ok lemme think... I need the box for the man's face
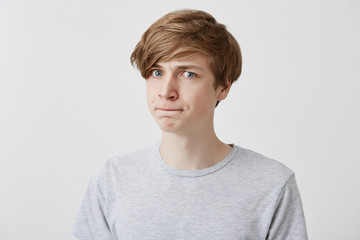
[146,53,229,134]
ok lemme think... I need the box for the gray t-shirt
[73,143,307,239]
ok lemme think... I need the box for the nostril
[158,83,178,99]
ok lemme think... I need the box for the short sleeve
[266,174,308,240]
[72,165,113,240]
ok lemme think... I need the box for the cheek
[146,83,156,105]
[192,86,217,115]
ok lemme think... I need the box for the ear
[217,79,232,101]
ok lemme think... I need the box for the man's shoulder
[105,143,157,169]
[232,145,294,183]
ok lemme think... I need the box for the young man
[73,9,308,239]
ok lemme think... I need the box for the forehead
[154,53,211,69]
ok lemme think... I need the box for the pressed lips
[155,107,184,116]
[156,108,182,111]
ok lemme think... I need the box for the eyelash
[151,69,162,77]
[150,70,196,79]
[183,72,195,78]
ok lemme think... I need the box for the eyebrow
[152,63,204,71]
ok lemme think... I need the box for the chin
[157,120,181,133]
[158,124,179,132]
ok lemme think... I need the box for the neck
[159,125,232,170]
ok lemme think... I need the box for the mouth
[156,108,183,111]
[155,108,184,116]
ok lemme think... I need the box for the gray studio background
[1,0,359,239]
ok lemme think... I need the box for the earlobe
[218,89,228,101]
[217,79,231,101]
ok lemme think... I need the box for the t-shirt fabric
[73,143,308,239]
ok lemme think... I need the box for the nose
[158,75,178,100]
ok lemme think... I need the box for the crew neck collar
[154,142,238,178]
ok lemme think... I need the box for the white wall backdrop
[1,0,359,239]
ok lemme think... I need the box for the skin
[146,53,232,170]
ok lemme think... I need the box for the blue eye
[152,70,162,77]
[184,72,195,78]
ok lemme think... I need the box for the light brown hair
[130,9,242,89]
